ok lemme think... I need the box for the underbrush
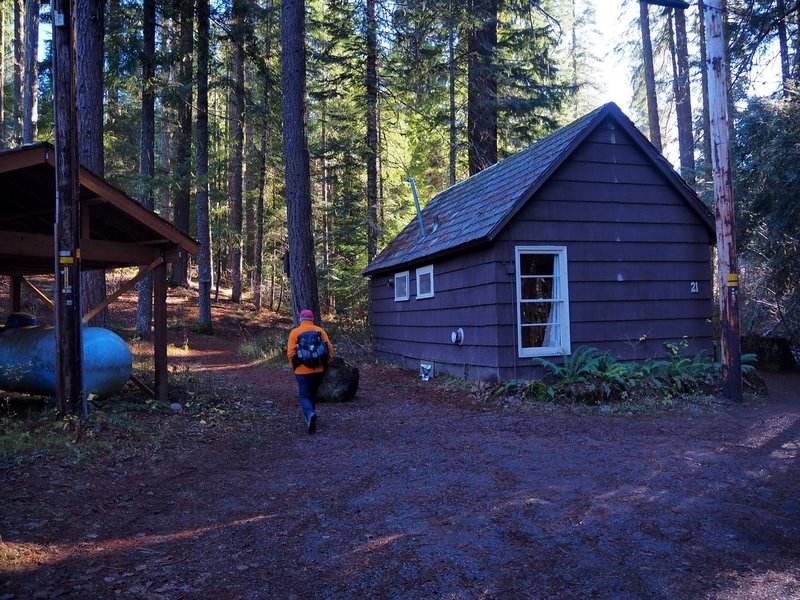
[0,397,164,470]
[470,342,762,413]
[239,329,288,365]
[238,315,371,366]
[0,365,266,471]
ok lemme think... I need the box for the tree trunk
[160,26,172,220]
[776,0,791,96]
[196,0,212,333]
[639,1,662,152]
[366,0,379,263]
[281,0,320,320]
[673,8,695,185]
[793,2,800,82]
[136,0,156,336]
[52,0,84,416]
[467,0,498,175]
[254,1,274,314]
[228,0,245,303]
[320,91,330,312]
[76,0,107,327]
[269,237,277,310]
[698,0,712,171]
[721,0,734,137]
[13,0,23,144]
[170,0,193,287]
[377,100,384,236]
[705,0,741,401]
[448,8,457,186]
[1,6,5,141]
[76,0,103,173]
[569,1,579,119]
[244,78,256,290]
[22,0,38,143]
[254,121,266,312]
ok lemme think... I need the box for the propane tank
[0,314,132,399]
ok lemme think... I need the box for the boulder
[318,356,359,402]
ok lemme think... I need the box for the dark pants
[295,372,323,423]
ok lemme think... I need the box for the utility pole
[704,0,742,401]
[639,0,741,401]
[52,0,85,416]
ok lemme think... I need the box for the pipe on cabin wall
[406,177,427,238]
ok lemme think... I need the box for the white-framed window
[394,271,410,301]
[416,265,434,299]
[515,246,571,357]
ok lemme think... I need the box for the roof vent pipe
[406,177,426,238]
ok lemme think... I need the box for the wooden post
[20,277,55,310]
[704,0,742,401]
[10,275,21,313]
[153,258,168,402]
[52,0,84,416]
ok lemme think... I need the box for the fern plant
[540,346,601,385]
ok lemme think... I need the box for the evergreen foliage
[1,0,795,343]
[734,94,800,344]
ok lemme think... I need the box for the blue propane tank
[0,314,132,399]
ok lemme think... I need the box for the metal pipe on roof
[406,177,426,238]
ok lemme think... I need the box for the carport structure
[0,142,199,402]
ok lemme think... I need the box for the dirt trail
[2,305,799,599]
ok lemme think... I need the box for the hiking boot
[307,413,317,434]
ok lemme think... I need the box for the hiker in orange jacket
[287,309,334,433]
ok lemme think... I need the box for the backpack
[294,330,329,369]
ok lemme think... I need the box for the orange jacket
[287,320,334,375]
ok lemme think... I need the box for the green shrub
[503,341,735,407]
[542,347,639,404]
[656,339,718,396]
[540,346,600,384]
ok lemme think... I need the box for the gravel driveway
[2,360,799,599]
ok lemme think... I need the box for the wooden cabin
[362,103,716,381]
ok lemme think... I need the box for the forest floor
[1,287,800,599]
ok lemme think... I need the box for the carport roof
[0,142,198,276]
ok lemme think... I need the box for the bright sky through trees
[592,0,782,166]
[593,2,638,110]
[593,0,783,110]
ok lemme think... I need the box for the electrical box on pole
[704,0,743,401]
[52,0,85,416]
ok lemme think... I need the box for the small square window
[394,271,409,301]
[416,265,434,299]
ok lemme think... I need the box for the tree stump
[318,356,359,402]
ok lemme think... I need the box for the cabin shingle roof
[362,104,607,275]
[363,102,713,276]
